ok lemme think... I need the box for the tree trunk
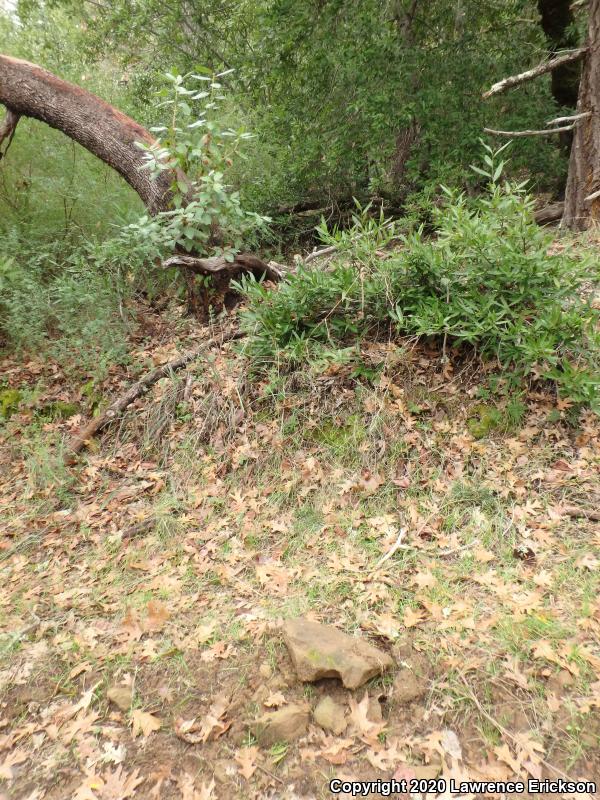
[563,0,600,230]
[0,54,177,213]
[537,0,581,108]
[537,0,581,155]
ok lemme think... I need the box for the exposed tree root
[161,253,285,283]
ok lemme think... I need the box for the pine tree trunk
[562,0,600,230]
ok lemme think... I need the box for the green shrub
[126,71,269,260]
[0,388,22,420]
[0,235,159,381]
[239,150,599,410]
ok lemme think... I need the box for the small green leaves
[239,156,598,408]
[129,71,269,260]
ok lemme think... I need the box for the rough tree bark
[562,0,600,230]
[0,54,178,213]
[537,0,581,155]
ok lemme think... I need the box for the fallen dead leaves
[1,315,600,799]
[174,697,231,744]
[234,745,259,779]
[131,710,161,739]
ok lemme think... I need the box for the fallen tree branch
[0,108,20,160]
[65,329,245,460]
[161,252,285,282]
[482,47,587,99]
[484,124,574,137]
[304,245,338,264]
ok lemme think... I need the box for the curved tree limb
[0,54,179,213]
[482,47,587,99]
[0,55,281,310]
[484,124,575,136]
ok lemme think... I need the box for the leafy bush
[126,71,268,260]
[240,150,599,409]
[0,235,158,380]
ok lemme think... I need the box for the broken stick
[65,329,245,460]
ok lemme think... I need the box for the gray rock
[251,703,309,746]
[313,696,347,735]
[283,618,393,689]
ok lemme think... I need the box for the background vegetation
[0,0,597,405]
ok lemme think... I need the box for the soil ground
[1,304,599,799]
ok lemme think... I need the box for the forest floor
[1,298,599,800]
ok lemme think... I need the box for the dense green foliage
[0,237,155,380]
[7,0,579,215]
[1,1,598,410]
[127,71,268,259]
[0,8,147,376]
[240,153,599,408]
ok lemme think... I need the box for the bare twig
[304,245,338,264]
[482,48,587,99]
[437,538,480,557]
[546,111,591,126]
[562,504,600,522]
[183,372,194,403]
[374,528,407,569]
[256,763,284,785]
[484,125,574,137]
